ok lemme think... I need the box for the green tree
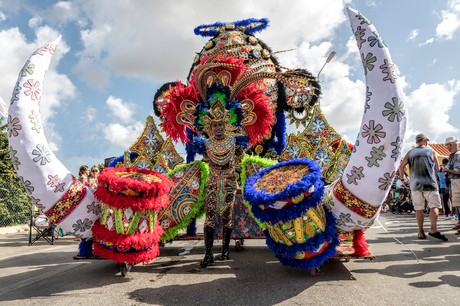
[0,181,30,226]
[0,116,30,227]
[0,117,18,182]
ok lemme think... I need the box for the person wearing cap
[442,136,460,233]
[399,133,447,241]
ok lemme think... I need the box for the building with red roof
[428,143,460,164]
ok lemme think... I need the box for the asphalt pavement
[1,211,459,306]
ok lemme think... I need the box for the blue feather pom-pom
[186,219,197,236]
[77,238,94,257]
[243,158,324,224]
[267,112,286,155]
[194,18,269,37]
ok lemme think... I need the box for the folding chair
[28,205,55,246]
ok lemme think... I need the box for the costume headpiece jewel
[201,100,232,126]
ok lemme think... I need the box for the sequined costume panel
[204,136,243,229]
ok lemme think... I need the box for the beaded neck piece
[205,136,236,165]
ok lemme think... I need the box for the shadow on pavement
[350,245,460,288]
[409,275,460,288]
[127,246,355,305]
[0,253,128,302]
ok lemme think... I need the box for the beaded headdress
[156,18,321,150]
[200,101,232,134]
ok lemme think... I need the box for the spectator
[442,137,460,233]
[78,165,90,187]
[399,133,447,241]
[438,158,453,219]
[88,165,100,189]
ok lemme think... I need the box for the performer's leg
[220,195,234,260]
[201,194,216,268]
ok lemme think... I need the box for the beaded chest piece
[205,136,236,166]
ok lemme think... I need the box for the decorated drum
[244,158,339,270]
[91,167,172,264]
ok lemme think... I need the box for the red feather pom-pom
[331,140,354,152]
[95,167,172,212]
[352,229,369,256]
[91,219,164,249]
[93,241,160,265]
[92,219,164,264]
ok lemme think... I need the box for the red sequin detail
[45,177,86,224]
[333,179,379,218]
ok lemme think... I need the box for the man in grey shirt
[399,133,447,241]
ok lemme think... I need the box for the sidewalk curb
[0,224,29,235]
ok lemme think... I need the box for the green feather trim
[197,109,206,126]
[228,109,237,125]
[210,92,227,106]
[161,160,209,242]
[240,155,277,229]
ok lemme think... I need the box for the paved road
[1,212,459,306]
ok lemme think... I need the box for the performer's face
[211,121,225,140]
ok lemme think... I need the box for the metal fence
[0,180,31,227]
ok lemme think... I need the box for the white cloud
[105,95,136,124]
[421,0,460,44]
[366,0,379,7]
[73,58,111,88]
[0,11,6,22]
[419,38,434,46]
[43,1,86,26]
[435,0,460,40]
[0,96,7,117]
[28,16,43,28]
[34,0,351,88]
[48,141,60,152]
[402,80,460,152]
[407,29,419,41]
[103,121,144,148]
[82,105,97,122]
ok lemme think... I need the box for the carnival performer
[201,115,244,268]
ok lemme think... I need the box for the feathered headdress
[160,54,276,146]
[158,18,321,149]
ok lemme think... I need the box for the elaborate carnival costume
[9,9,408,272]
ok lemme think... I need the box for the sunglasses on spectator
[92,170,99,172]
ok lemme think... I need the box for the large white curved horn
[7,37,100,238]
[324,8,408,232]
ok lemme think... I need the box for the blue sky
[1,0,460,175]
